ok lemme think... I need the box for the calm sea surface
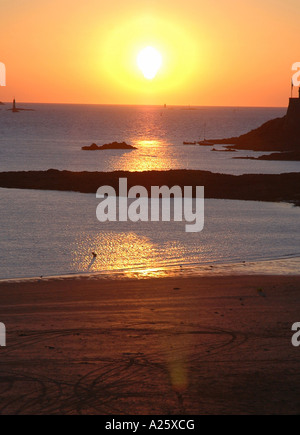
[0,103,298,174]
[0,104,299,280]
[0,189,299,280]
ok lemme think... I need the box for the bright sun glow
[137,46,162,80]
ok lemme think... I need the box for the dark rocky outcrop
[212,148,237,152]
[82,142,137,151]
[235,151,300,161]
[0,169,299,206]
[212,98,300,152]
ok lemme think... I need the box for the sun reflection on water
[120,139,176,171]
[72,232,170,275]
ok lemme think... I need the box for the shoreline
[0,274,299,414]
[1,255,299,284]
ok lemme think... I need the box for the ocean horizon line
[0,101,287,110]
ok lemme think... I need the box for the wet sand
[0,275,299,415]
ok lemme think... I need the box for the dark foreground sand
[0,275,299,415]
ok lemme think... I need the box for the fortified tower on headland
[212,87,300,151]
[286,88,300,124]
[281,89,300,147]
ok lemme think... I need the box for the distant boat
[198,122,214,146]
[183,141,197,145]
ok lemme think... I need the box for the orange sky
[0,0,299,107]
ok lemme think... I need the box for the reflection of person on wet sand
[88,252,97,270]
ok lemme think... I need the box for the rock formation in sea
[213,97,300,152]
[82,142,137,151]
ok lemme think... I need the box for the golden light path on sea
[72,233,177,276]
[123,140,174,172]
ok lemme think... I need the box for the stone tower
[286,94,300,126]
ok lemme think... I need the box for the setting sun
[137,46,162,80]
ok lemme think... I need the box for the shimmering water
[0,104,299,280]
[0,103,298,174]
[0,188,299,280]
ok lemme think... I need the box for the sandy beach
[0,274,299,415]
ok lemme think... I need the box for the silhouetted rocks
[0,169,299,206]
[82,143,99,150]
[82,142,137,151]
[212,148,237,152]
[212,98,300,152]
[235,151,300,161]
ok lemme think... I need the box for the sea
[0,103,299,280]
